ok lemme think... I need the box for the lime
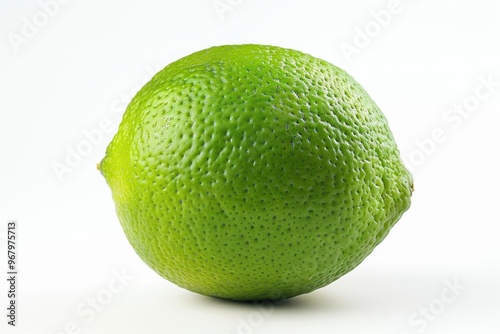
[100,44,412,301]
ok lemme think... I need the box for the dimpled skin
[100,44,413,301]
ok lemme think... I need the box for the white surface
[1,0,499,333]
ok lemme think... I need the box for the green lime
[100,44,412,301]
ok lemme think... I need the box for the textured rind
[100,44,412,301]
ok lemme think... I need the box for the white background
[1,0,499,333]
